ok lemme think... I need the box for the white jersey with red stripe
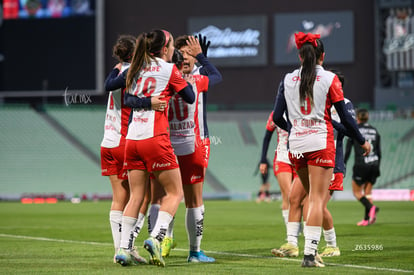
[101,63,130,148]
[192,65,208,139]
[266,112,290,164]
[169,74,209,155]
[283,65,344,154]
[126,58,188,141]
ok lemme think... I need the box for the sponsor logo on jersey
[133,117,149,123]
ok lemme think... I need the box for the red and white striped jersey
[283,65,344,154]
[126,58,188,141]
[101,63,130,148]
[169,75,209,155]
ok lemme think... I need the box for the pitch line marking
[0,234,412,273]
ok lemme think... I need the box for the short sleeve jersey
[283,65,344,154]
[126,58,188,141]
[266,112,290,164]
[101,63,131,148]
[169,74,209,155]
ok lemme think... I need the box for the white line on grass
[1,233,412,273]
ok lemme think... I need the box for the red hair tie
[294,32,321,49]
[162,30,171,48]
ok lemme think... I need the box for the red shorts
[201,138,210,168]
[273,159,298,178]
[100,145,128,180]
[329,172,344,191]
[177,145,204,185]
[124,135,179,172]
[289,147,335,171]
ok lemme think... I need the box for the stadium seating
[0,104,110,199]
[1,104,413,200]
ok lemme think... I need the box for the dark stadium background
[0,0,378,108]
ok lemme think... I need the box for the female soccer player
[345,109,381,226]
[115,29,195,267]
[100,34,146,264]
[272,32,370,267]
[168,35,222,263]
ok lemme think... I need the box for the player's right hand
[361,140,371,156]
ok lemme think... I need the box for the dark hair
[329,68,345,87]
[357,108,369,123]
[126,30,172,91]
[298,39,325,106]
[112,35,136,63]
[172,48,184,69]
[174,35,189,50]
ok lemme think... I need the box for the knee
[289,196,302,208]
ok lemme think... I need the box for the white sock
[119,216,137,250]
[132,213,146,246]
[109,210,122,253]
[323,228,337,247]
[166,216,175,238]
[286,222,300,247]
[148,204,160,234]
[150,211,173,242]
[186,205,204,252]
[304,225,321,256]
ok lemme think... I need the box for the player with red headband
[272,32,370,267]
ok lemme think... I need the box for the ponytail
[299,43,317,106]
[126,30,171,91]
[294,32,324,106]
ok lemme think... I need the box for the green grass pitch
[0,200,413,274]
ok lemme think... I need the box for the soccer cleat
[161,237,177,257]
[271,243,299,257]
[115,248,133,266]
[368,206,379,225]
[320,246,340,257]
[301,254,325,267]
[357,219,369,226]
[187,250,215,263]
[130,246,148,264]
[143,237,165,267]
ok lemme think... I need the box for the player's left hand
[198,33,211,57]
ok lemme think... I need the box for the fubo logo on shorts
[316,158,332,164]
[152,162,171,169]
